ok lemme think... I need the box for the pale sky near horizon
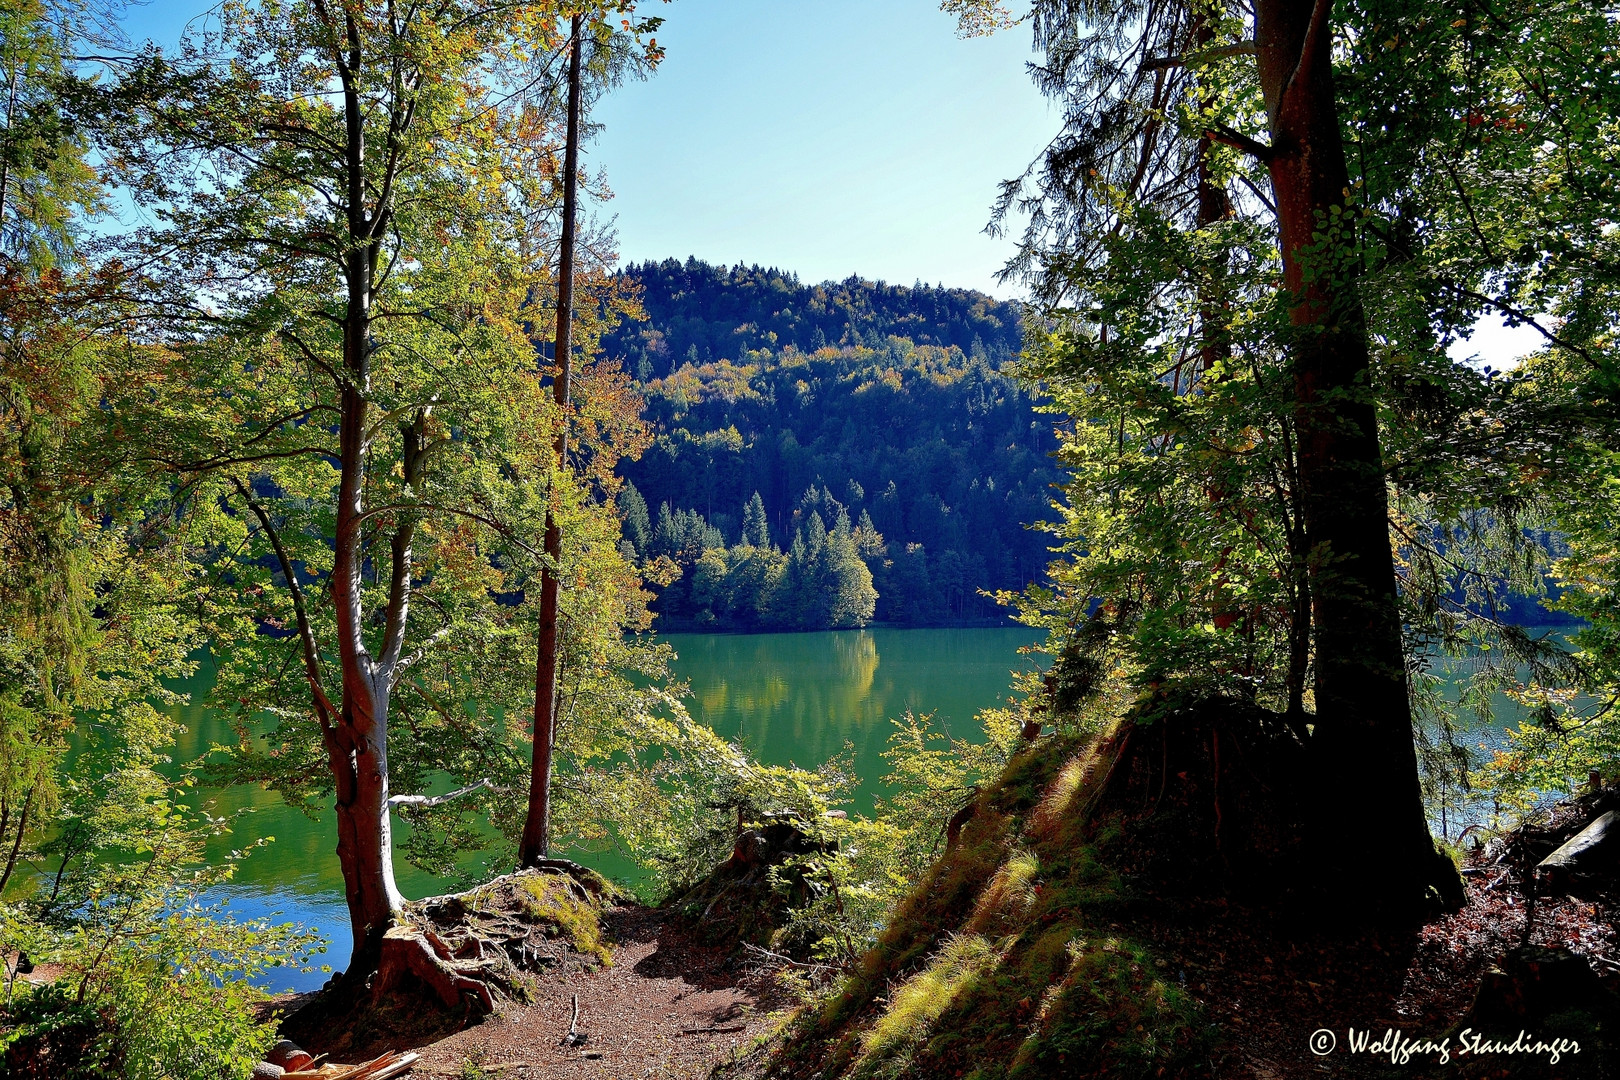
[116,0,1538,366]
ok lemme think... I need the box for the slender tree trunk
[520,14,584,868]
[0,787,32,896]
[1252,0,1446,914]
[322,15,405,976]
[0,55,20,241]
[1193,12,1242,638]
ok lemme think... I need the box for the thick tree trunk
[1252,0,1446,915]
[520,15,584,869]
[328,680,405,974]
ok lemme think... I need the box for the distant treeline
[603,261,1061,630]
[602,257,1024,380]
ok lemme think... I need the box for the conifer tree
[619,481,652,556]
[742,490,771,547]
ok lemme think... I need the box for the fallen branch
[741,943,837,974]
[560,992,586,1046]
[284,1051,419,1080]
[677,1024,746,1036]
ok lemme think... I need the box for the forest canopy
[604,260,1059,629]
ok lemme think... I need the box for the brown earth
[272,906,785,1080]
[1147,875,1617,1078]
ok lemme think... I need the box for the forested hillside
[601,262,1059,629]
[602,257,1024,377]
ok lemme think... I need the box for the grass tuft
[855,934,1002,1077]
[964,849,1041,936]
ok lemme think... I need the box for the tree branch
[1444,283,1596,368]
[140,446,333,474]
[389,777,492,810]
[352,502,543,559]
[1205,124,1274,162]
[1283,0,1333,103]
[232,478,338,733]
[391,620,454,686]
[1141,40,1257,72]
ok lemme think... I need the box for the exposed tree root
[374,925,496,1017]
[285,865,618,1056]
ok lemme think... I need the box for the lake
[175,626,1043,990]
[144,625,1561,991]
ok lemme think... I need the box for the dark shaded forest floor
[713,869,1615,1080]
[274,906,780,1080]
[1153,876,1615,1078]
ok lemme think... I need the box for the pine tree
[619,481,651,556]
[804,511,827,563]
[652,501,679,560]
[780,530,814,628]
[742,491,770,547]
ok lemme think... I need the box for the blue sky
[589,0,1052,297]
[119,0,1053,298]
[116,0,1536,362]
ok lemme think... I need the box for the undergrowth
[748,726,1219,1080]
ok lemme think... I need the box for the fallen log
[1537,810,1619,883]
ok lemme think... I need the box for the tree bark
[520,14,584,869]
[318,9,408,975]
[1252,0,1444,914]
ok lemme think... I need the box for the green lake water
[171,627,1042,990]
[93,624,1567,992]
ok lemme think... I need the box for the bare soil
[276,906,783,1080]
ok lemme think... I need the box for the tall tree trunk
[1252,0,1448,914]
[520,14,584,869]
[322,13,406,976]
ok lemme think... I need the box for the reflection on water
[151,624,1565,992]
[160,627,1040,989]
[666,628,1040,813]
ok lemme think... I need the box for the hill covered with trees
[604,260,1058,630]
[602,257,1024,378]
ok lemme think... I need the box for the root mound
[1083,697,1310,899]
[284,863,621,1057]
[667,815,832,954]
[725,698,1319,1080]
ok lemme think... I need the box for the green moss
[517,874,612,966]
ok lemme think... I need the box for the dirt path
[398,907,777,1080]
